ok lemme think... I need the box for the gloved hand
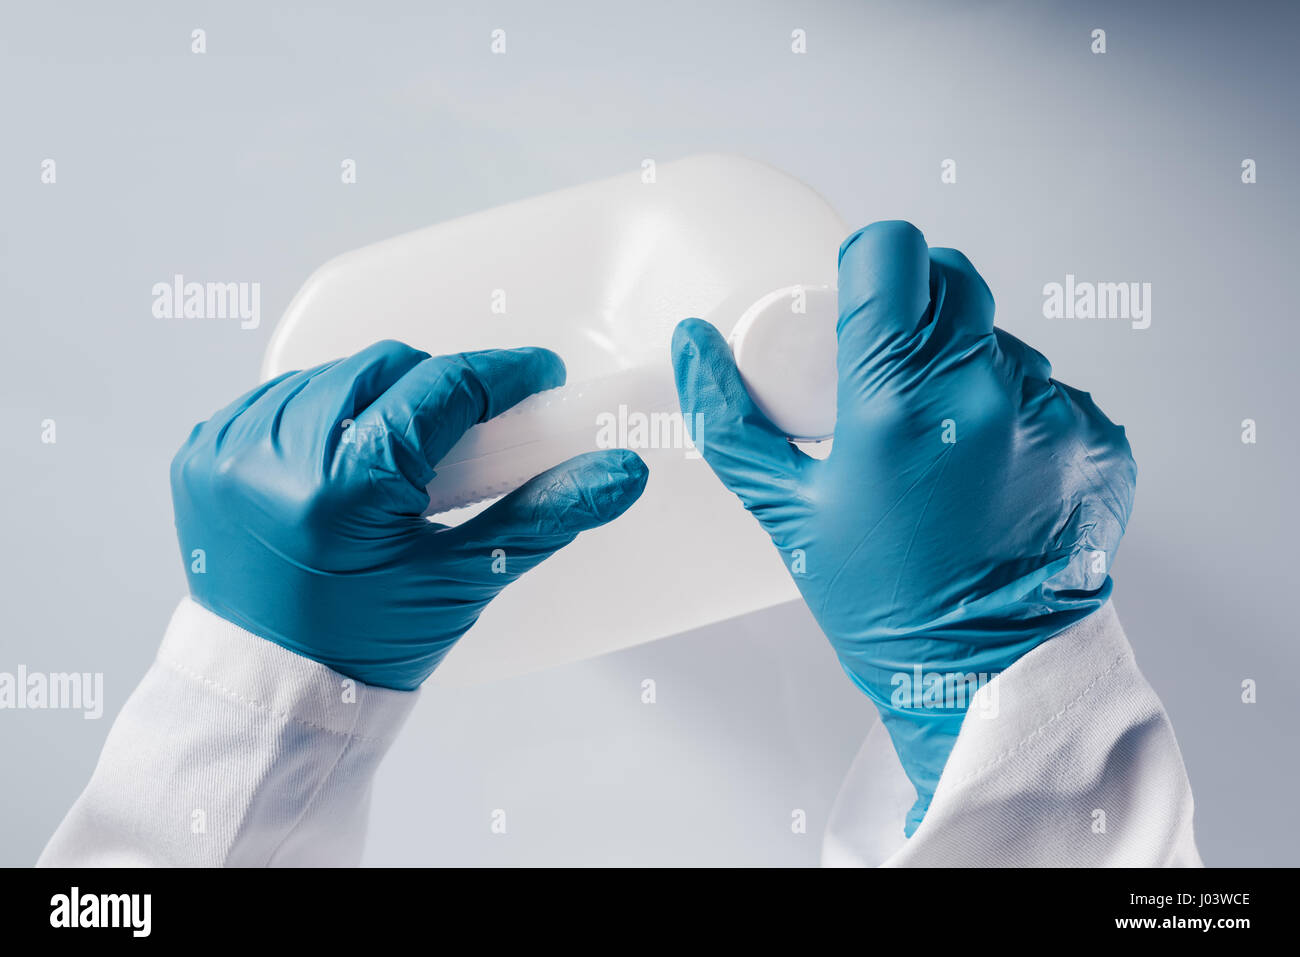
[672,221,1136,835]
[171,339,648,691]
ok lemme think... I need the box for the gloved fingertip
[671,317,718,359]
[522,345,568,386]
[609,445,649,477]
[502,449,649,538]
[838,219,927,267]
[585,448,649,523]
[483,345,568,394]
[671,318,732,402]
[837,226,869,265]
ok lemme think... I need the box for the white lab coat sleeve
[821,601,1202,867]
[37,598,418,867]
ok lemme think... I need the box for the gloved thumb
[438,448,648,583]
[671,318,811,539]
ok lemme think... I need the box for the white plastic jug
[263,154,848,685]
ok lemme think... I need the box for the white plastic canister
[263,154,847,684]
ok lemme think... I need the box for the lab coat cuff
[156,597,420,745]
[949,599,1135,749]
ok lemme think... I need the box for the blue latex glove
[171,339,648,691]
[672,222,1136,835]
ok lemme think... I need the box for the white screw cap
[729,284,838,441]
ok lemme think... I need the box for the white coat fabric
[822,601,1202,866]
[38,598,1201,867]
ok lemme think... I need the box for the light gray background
[2,0,1295,866]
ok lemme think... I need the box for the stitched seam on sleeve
[945,650,1132,790]
[156,655,388,744]
[263,718,361,866]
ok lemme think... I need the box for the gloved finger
[836,221,934,411]
[356,347,567,486]
[672,318,812,536]
[297,339,430,423]
[436,448,649,582]
[928,248,995,341]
